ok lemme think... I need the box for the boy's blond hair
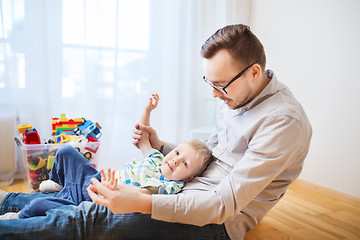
[184,139,214,175]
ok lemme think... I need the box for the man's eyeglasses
[203,61,259,95]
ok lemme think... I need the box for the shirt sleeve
[144,180,184,195]
[152,115,308,226]
[162,142,177,155]
[159,181,185,194]
[145,148,162,158]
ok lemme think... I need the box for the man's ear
[251,63,261,81]
[182,176,194,183]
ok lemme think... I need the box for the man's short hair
[201,24,266,70]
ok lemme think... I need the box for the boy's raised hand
[145,93,159,112]
[100,168,118,191]
[133,93,163,152]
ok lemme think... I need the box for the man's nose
[212,88,223,98]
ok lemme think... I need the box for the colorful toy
[23,128,41,144]
[69,135,100,168]
[74,120,102,139]
[44,138,55,144]
[18,123,33,134]
[51,114,85,136]
[54,133,77,143]
[18,124,41,144]
[25,148,58,190]
[28,156,47,171]
[17,115,102,191]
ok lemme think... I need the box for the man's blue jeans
[0,146,229,239]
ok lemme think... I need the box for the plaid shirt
[116,149,184,194]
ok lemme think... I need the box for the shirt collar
[234,69,284,114]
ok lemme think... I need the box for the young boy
[0,94,213,219]
[104,94,213,195]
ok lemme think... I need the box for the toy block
[18,123,33,134]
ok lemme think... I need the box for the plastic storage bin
[18,141,101,191]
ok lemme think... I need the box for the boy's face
[160,142,203,182]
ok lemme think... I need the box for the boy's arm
[140,93,159,126]
[138,94,159,155]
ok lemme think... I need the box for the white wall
[250,0,360,197]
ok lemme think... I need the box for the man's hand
[87,178,152,214]
[132,124,163,150]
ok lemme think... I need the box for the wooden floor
[1,179,359,239]
[0,178,31,194]
[245,180,360,240]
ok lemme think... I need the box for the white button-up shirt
[152,72,312,239]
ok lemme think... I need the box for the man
[0,24,312,240]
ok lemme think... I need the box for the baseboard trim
[293,178,360,207]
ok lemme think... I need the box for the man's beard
[232,96,250,110]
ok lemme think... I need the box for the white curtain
[0,0,249,176]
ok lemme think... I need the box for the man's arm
[88,178,152,214]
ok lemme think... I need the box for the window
[0,0,25,90]
[0,0,150,105]
[62,0,150,99]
